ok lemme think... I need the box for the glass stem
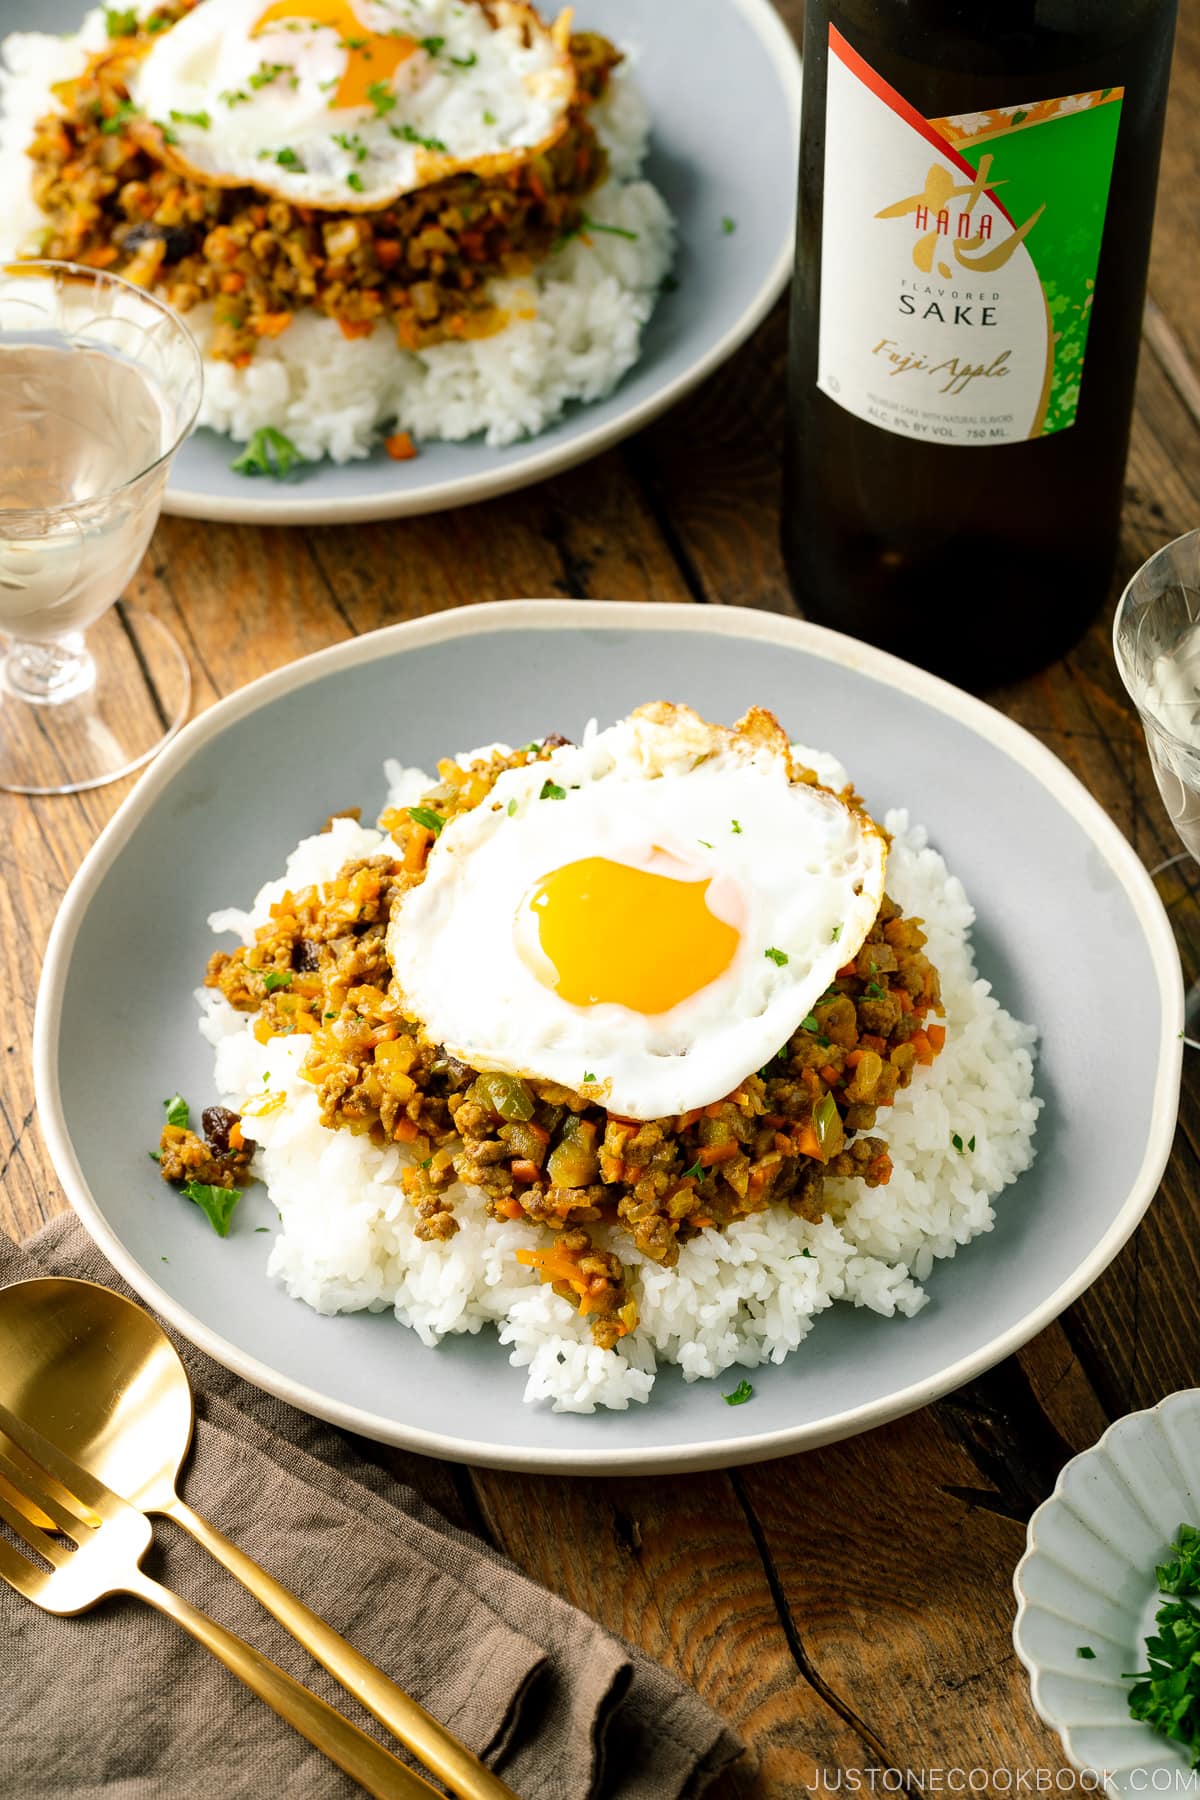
[1,634,94,706]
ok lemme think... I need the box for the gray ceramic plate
[34,603,1184,1474]
[5,0,801,524]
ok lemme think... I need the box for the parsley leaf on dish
[104,7,139,37]
[723,1379,753,1406]
[231,426,305,478]
[540,780,567,801]
[408,806,445,835]
[182,1181,241,1238]
[262,970,293,993]
[164,1093,189,1129]
[764,947,789,967]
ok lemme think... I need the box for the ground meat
[159,1106,256,1191]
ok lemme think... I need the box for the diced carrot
[677,1109,702,1129]
[698,1140,738,1167]
[836,961,857,980]
[511,1159,540,1184]
[229,1122,244,1152]
[801,1067,820,1096]
[910,1031,935,1066]
[703,1102,726,1119]
[384,431,418,461]
[859,1034,887,1054]
[233,353,253,369]
[820,1065,841,1088]
[221,271,246,295]
[337,316,375,340]
[82,245,118,268]
[773,1132,793,1155]
[763,1113,786,1129]
[844,1049,864,1069]
[393,1117,419,1143]
[896,988,913,1014]
[869,1150,894,1185]
[499,1196,524,1220]
[374,238,401,268]
[692,1215,714,1229]
[254,311,293,337]
[795,1124,823,1161]
[926,1023,947,1053]
[402,825,431,873]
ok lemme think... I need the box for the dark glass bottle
[783,0,1177,688]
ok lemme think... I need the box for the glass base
[1151,851,1200,1050]
[0,605,190,795]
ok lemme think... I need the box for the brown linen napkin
[0,1217,743,1800]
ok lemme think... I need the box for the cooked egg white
[387,704,888,1121]
[126,0,576,211]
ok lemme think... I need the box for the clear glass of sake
[0,261,202,795]
[1113,527,1200,1045]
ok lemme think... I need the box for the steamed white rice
[198,748,1041,1414]
[0,9,674,459]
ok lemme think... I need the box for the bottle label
[817,27,1124,445]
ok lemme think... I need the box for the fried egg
[125,0,576,212]
[387,704,888,1121]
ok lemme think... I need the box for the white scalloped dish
[1014,1390,1200,1785]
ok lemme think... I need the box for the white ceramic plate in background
[1014,1391,1200,1787]
[2,0,801,523]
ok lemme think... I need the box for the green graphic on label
[818,29,1126,447]
[946,102,1123,435]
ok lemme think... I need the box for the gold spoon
[0,1276,516,1800]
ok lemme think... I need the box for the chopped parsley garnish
[698,838,713,849]
[250,61,291,90]
[340,34,367,50]
[1076,1646,1096,1660]
[170,108,211,130]
[831,924,843,942]
[951,1133,976,1154]
[220,88,250,107]
[731,819,742,834]
[148,1150,161,1163]
[681,1159,703,1182]
[721,215,737,235]
[390,122,448,152]
[581,214,639,241]
[482,109,497,125]
[723,1379,754,1406]
[864,981,886,1000]
[539,780,567,801]
[262,970,293,993]
[764,947,789,966]
[420,34,446,54]
[255,1226,270,1233]
[347,171,365,191]
[1157,1522,1200,1595]
[366,80,396,116]
[333,131,369,162]
[231,426,306,478]
[182,1181,241,1238]
[267,146,305,170]
[800,1247,813,1258]
[582,1072,597,1084]
[323,1010,339,1020]
[450,50,477,67]
[100,99,141,135]
[146,14,169,30]
[104,7,139,37]
[407,805,445,835]
[799,1013,820,1034]
[1125,1597,1200,1765]
[164,1093,189,1129]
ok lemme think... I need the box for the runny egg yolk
[252,0,417,111]
[526,856,741,1015]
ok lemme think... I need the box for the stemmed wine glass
[1113,527,1200,1046]
[0,261,202,795]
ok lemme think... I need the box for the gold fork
[0,1396,439,1800]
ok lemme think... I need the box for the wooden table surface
[4,3,1200,1792]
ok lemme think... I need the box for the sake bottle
[783,0,1177,688]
